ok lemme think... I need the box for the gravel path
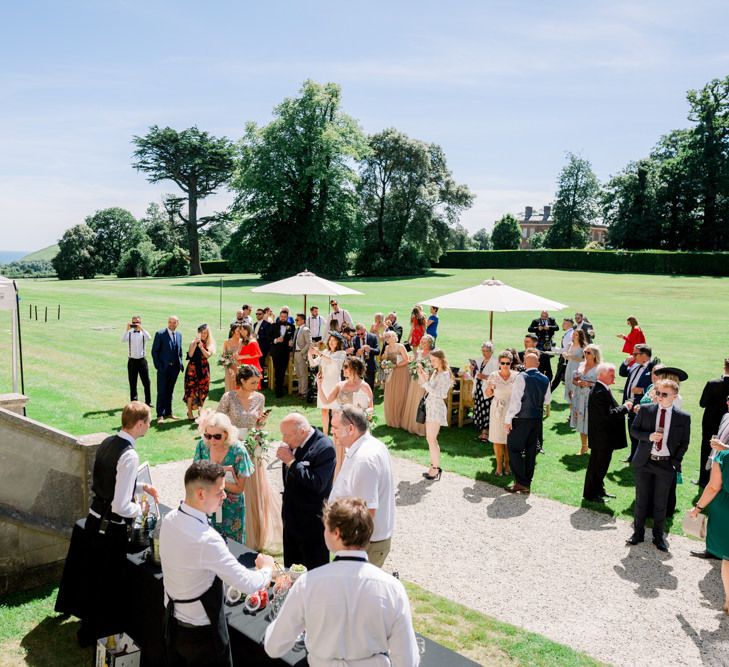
[152,456,729,667]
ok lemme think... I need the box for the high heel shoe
[423,467,442,481]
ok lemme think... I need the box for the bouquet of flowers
[219,348,236,369]
[408,357,432,380]
[379,359,395,382]
[243,429,272,460]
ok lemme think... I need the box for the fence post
[29,304,32,319]
[58,304,61,320]
[34,306,38,321]
[44,306,48,322]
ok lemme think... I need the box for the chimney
[543,205,551,221]
[525,206,533,220]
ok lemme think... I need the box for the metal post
[44,306,48,322]
[14,282,26,410]
[489,311,493,341]
[29,304,32,319]
[34,305,37,321]
[219,277,223,330]
[58,304,61,320]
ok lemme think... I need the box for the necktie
[656,408,666,451]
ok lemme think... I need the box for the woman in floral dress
[183,323,215,420]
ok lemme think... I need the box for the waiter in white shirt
[307,305,326,343]
[122,315,152,405]
[264,497,419,667]
[56,402,159,646]
[329,406,395,568]
[550,317,574,392]
[160,460,274,666]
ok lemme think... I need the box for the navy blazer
[352,332,381,375]
[151,329,183,372]
[630,403,691,472]
[619,360,653,404]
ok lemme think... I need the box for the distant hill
[20,244,59,262]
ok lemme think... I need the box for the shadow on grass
[560,453,589,472]
[607,465,636,488]
[20,614,92,667]
[549,420,575,436]
[82,407,123,418]
[173,278,264,289]
[549,401,570,413]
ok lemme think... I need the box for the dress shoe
[584,496,605,503]
[601,493,617,499]
[626,533,644,545]
[506,484,530,494]
[157,417,165,425]
[653,536,669,552]
[690,550,720,560]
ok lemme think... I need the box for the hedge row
[433,250,729,277]
[200,260,233,274]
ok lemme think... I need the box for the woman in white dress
[318,356,374,478]
[416,349,454,481]
[563,328,587,405]
[485,350,518,477]
[308,333,346,435]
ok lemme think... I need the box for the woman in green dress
[690,447,729,614]
[193,411,254,543]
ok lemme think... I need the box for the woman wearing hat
[309,333,346,435]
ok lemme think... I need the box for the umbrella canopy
[421,278,567,340]
[0,276,22,394]
[251,271,363,312]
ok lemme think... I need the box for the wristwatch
[695,504,705,511]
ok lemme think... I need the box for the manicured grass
[0,581,603,667]
[7,269,729,532]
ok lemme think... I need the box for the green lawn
[6,268,729,531]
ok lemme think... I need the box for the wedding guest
[232,305,252,326]
[121,315,151,406]
[402,335,435,437]
[407,306,426,350]
[328,299,353,330]
[369,312,386,352]
[193,412,254,544]
[563,329,587,406]
[570,344,601,454]
[151,315,183,423]
[698,359,729,487]
[238,323,263,380]
[583,363,632,502]
[221,324,243,392]
[505,349,551,493]
[292,314,312,399]
[263,306,275,323]
[276,413,336,570]
[574,312,595,343]
[689,449,729,613]
[217,365,268,438]
[385,311,404,342]
[352,322,380,390]
[55,402,158,646]
[306,305,327,343]
[329,406,395,568]
[520,333,553,381]
[253,308,272,366]
[382,330,410,428]
[473,341,499,443]
[528,310,558,350]
[281,305,295,325]
[264,498,418,666]
[270,310,295,398]
[550,318,574,392]
[183,323,215,420]
[627,379,690,552]
[309,334,347,435]
[160,461,273,666]
[417,349,454,481]
[325,318,341,345]
[620,344,655,462]
[426,305,439,342]
[485,351,517,476]
[617,316,646,353]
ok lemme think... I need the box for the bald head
[279,412,311,448]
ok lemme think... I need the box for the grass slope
[19,244,59,262]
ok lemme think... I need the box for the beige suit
[292,326,312,396]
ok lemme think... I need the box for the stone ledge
[0,502,73,539]
[0,406,107,449]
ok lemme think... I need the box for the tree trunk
[188,193,202,275]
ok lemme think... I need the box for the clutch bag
[682,510,707,540]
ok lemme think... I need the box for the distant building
[509,206,608,249]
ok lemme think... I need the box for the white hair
[596,362,615,376]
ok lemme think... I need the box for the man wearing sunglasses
[628,379,691,552]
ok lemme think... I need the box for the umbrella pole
[304,294,307,314]
[489,311,493,341]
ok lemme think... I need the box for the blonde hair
[429,349,454,383]
[121,401,150,429]
[584,344,601,364]
[205,411,239,446]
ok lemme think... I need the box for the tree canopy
[491,213,521,249]
[52,224,97,280]
[85,207,139,274]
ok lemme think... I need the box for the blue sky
[1,0,728,251]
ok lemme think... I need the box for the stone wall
[0,395,107,594]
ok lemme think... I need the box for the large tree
[132,126,236,275]
[52,224,97,280]
[355,128,473,275]
[491,213,521,249]
[227,80,367,278]
[85,207,139,274]
[471,228,492,250]
[544,153,601,248]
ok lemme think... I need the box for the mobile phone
[262,409,273,417]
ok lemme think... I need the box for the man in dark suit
[384,312,403,343]
[627,379,690,552]
[276,413,336,570]
[151,316,183,424]
[573,312,595,344]
[527,310,558,351]
[519,333,553,382]
[269,309,295,398]
[583,363,632,502]
[619,344,654,462]
[352,323,381,390]
[698,359,729,486]
[551,318,574,392]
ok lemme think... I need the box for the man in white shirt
[264,497,419,667]
[161,460,274,666]
[329,406,395,567]
[306,305,326,342]
[328,299,353,330]
[121,315,152,405]
[231,305,252,327]
[550,318,574,392]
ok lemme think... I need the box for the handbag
[682,510,707,540]
[416,394,428,424]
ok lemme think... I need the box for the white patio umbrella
[421,278,567,340]
[0,276,23,395]
[250,270,363,313]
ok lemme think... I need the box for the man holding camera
[121,316,152,406]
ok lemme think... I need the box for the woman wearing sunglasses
[570,344,601,455]
[484,351,517,477]
[193,411,254,543]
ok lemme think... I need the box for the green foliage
[200,259,232,273]
[85,207,139,273]
[229,81,367,279]
[199,236,221,260]
[153,247,189,277]
[355,127,473,275]
[117,239,157,278]
[132,126,236,275]
[20,244,58,262]
[434,249,729,276]
[141,201,184,253]
[529,230,547,249]
[491,213,521,249]
[0,260,55,277]
[446,223,474,250]
[545,153,600,248]
[52,224,97,280]
[471,227,492,250]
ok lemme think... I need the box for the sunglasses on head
[203,432,224,441]
[655,391,673,398]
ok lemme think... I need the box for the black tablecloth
[68,520,480,666]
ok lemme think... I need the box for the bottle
[104,635,117,666]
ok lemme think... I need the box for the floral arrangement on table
[379,359,395,382]
[408,357,432,380]
[243,429,272,460]
[219,348,236,369]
